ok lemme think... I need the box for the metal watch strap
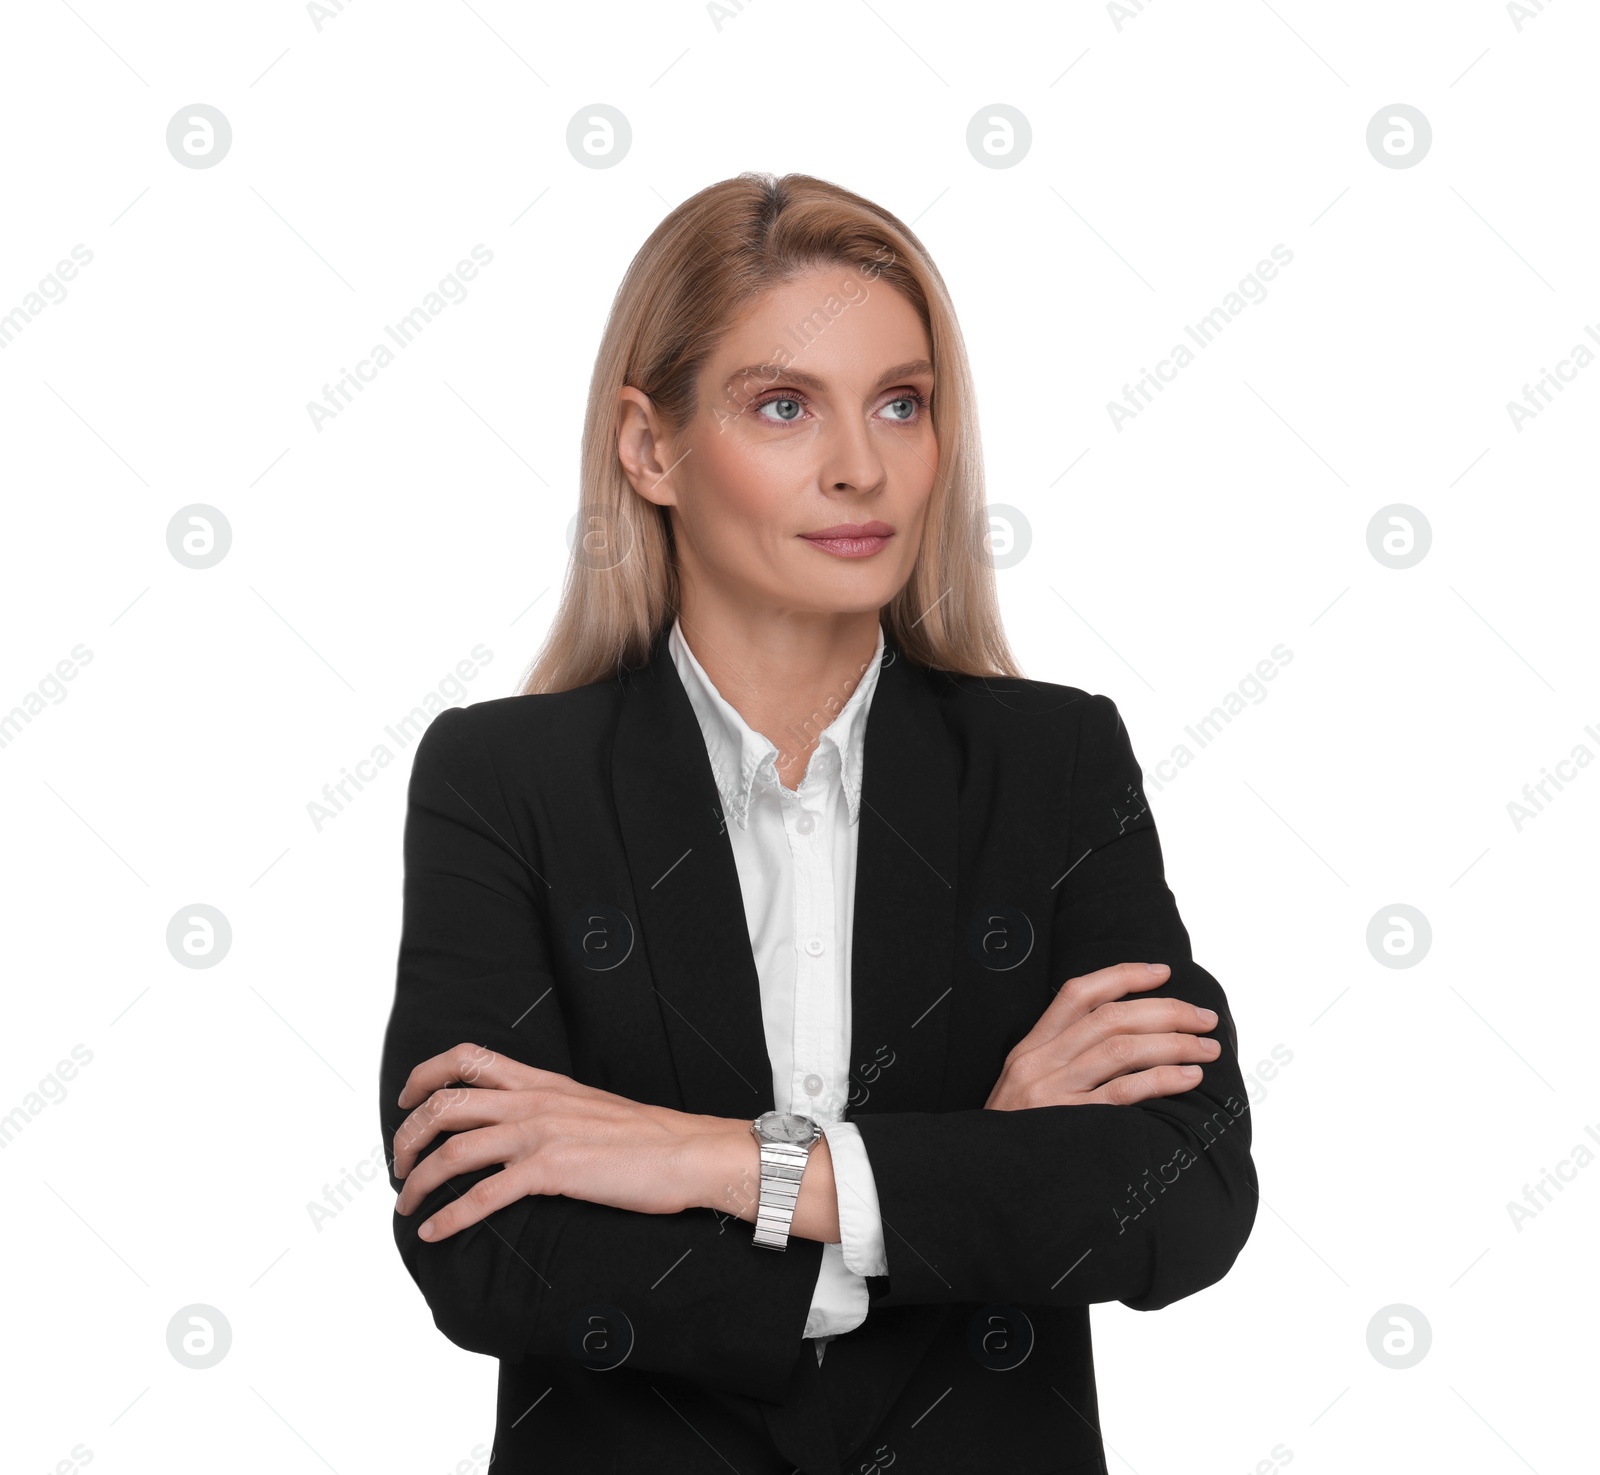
[752,1138,812,1250]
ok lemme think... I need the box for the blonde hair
[518,170,1022,695]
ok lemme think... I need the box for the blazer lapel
[843,633,959,1120]
[611,625,776,1119]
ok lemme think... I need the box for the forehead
[710,268,932,393]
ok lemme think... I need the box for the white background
[2,1,1596,1471]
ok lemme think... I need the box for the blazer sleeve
[850,692,1258,1313]
[378,705,827,1405]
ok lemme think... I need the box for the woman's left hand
[392,1041,733,1241]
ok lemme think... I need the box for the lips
[800,522,894,540]
[798,522,895,559]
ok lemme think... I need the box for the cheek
[891,437,939,513]
[695,434,797,525]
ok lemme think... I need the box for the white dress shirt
[667,616,890,1366]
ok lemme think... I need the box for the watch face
[757,1111,821,1145]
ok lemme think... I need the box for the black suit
[379,622,1257,1475]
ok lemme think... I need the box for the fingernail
[418,1220,435,1240]
[1181,1065,1201,1077]
[1199,1007,1218,1025]
[1147,962,1169,975]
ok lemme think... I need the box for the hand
[984,961,1220,1111]
[392,1041,724,1241]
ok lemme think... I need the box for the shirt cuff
[803,1242,867,1340]
[821,1119,889,1277]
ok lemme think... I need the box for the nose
[819,412,889,496]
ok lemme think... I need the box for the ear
[617,386,683,509]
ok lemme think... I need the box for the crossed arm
[378,698,1256,1403]
[390,959,1220,1246]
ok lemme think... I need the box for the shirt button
[804,937,825,957]
[795,811,816,835]
[803,1073,824,1096]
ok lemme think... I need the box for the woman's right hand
[984,961,1221,1111]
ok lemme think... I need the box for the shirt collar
[668,616,886,830]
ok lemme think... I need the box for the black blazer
[379,621,1257,1475]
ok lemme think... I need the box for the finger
[396,1041,562,1109]
[396,1118,522,1217]
[1059,1031,1221,1094]
[1084,995,1219,1042]
[393,1087,519,1181]
[1012,993,1217,1089]
[1023,1029,1215,1099]
[415,1160,544,1243]
[396,1041,502,1109]
[1090,1063,1205,1107]
[1029,962,1175,1046]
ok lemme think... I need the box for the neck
[673,600,882,788]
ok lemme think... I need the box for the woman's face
[620,264,938,620]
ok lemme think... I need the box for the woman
[380,172,1256,1475]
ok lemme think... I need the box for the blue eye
[750,388,930,425]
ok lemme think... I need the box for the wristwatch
[748,1110,823,1250]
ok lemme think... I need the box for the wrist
[689,1116,761,1220]
[687,1114,840,1245]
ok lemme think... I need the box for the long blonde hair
[517,170,1022,695]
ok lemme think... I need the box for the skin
[394,266,1219,1245]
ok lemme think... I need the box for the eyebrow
[723,358,934,397]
